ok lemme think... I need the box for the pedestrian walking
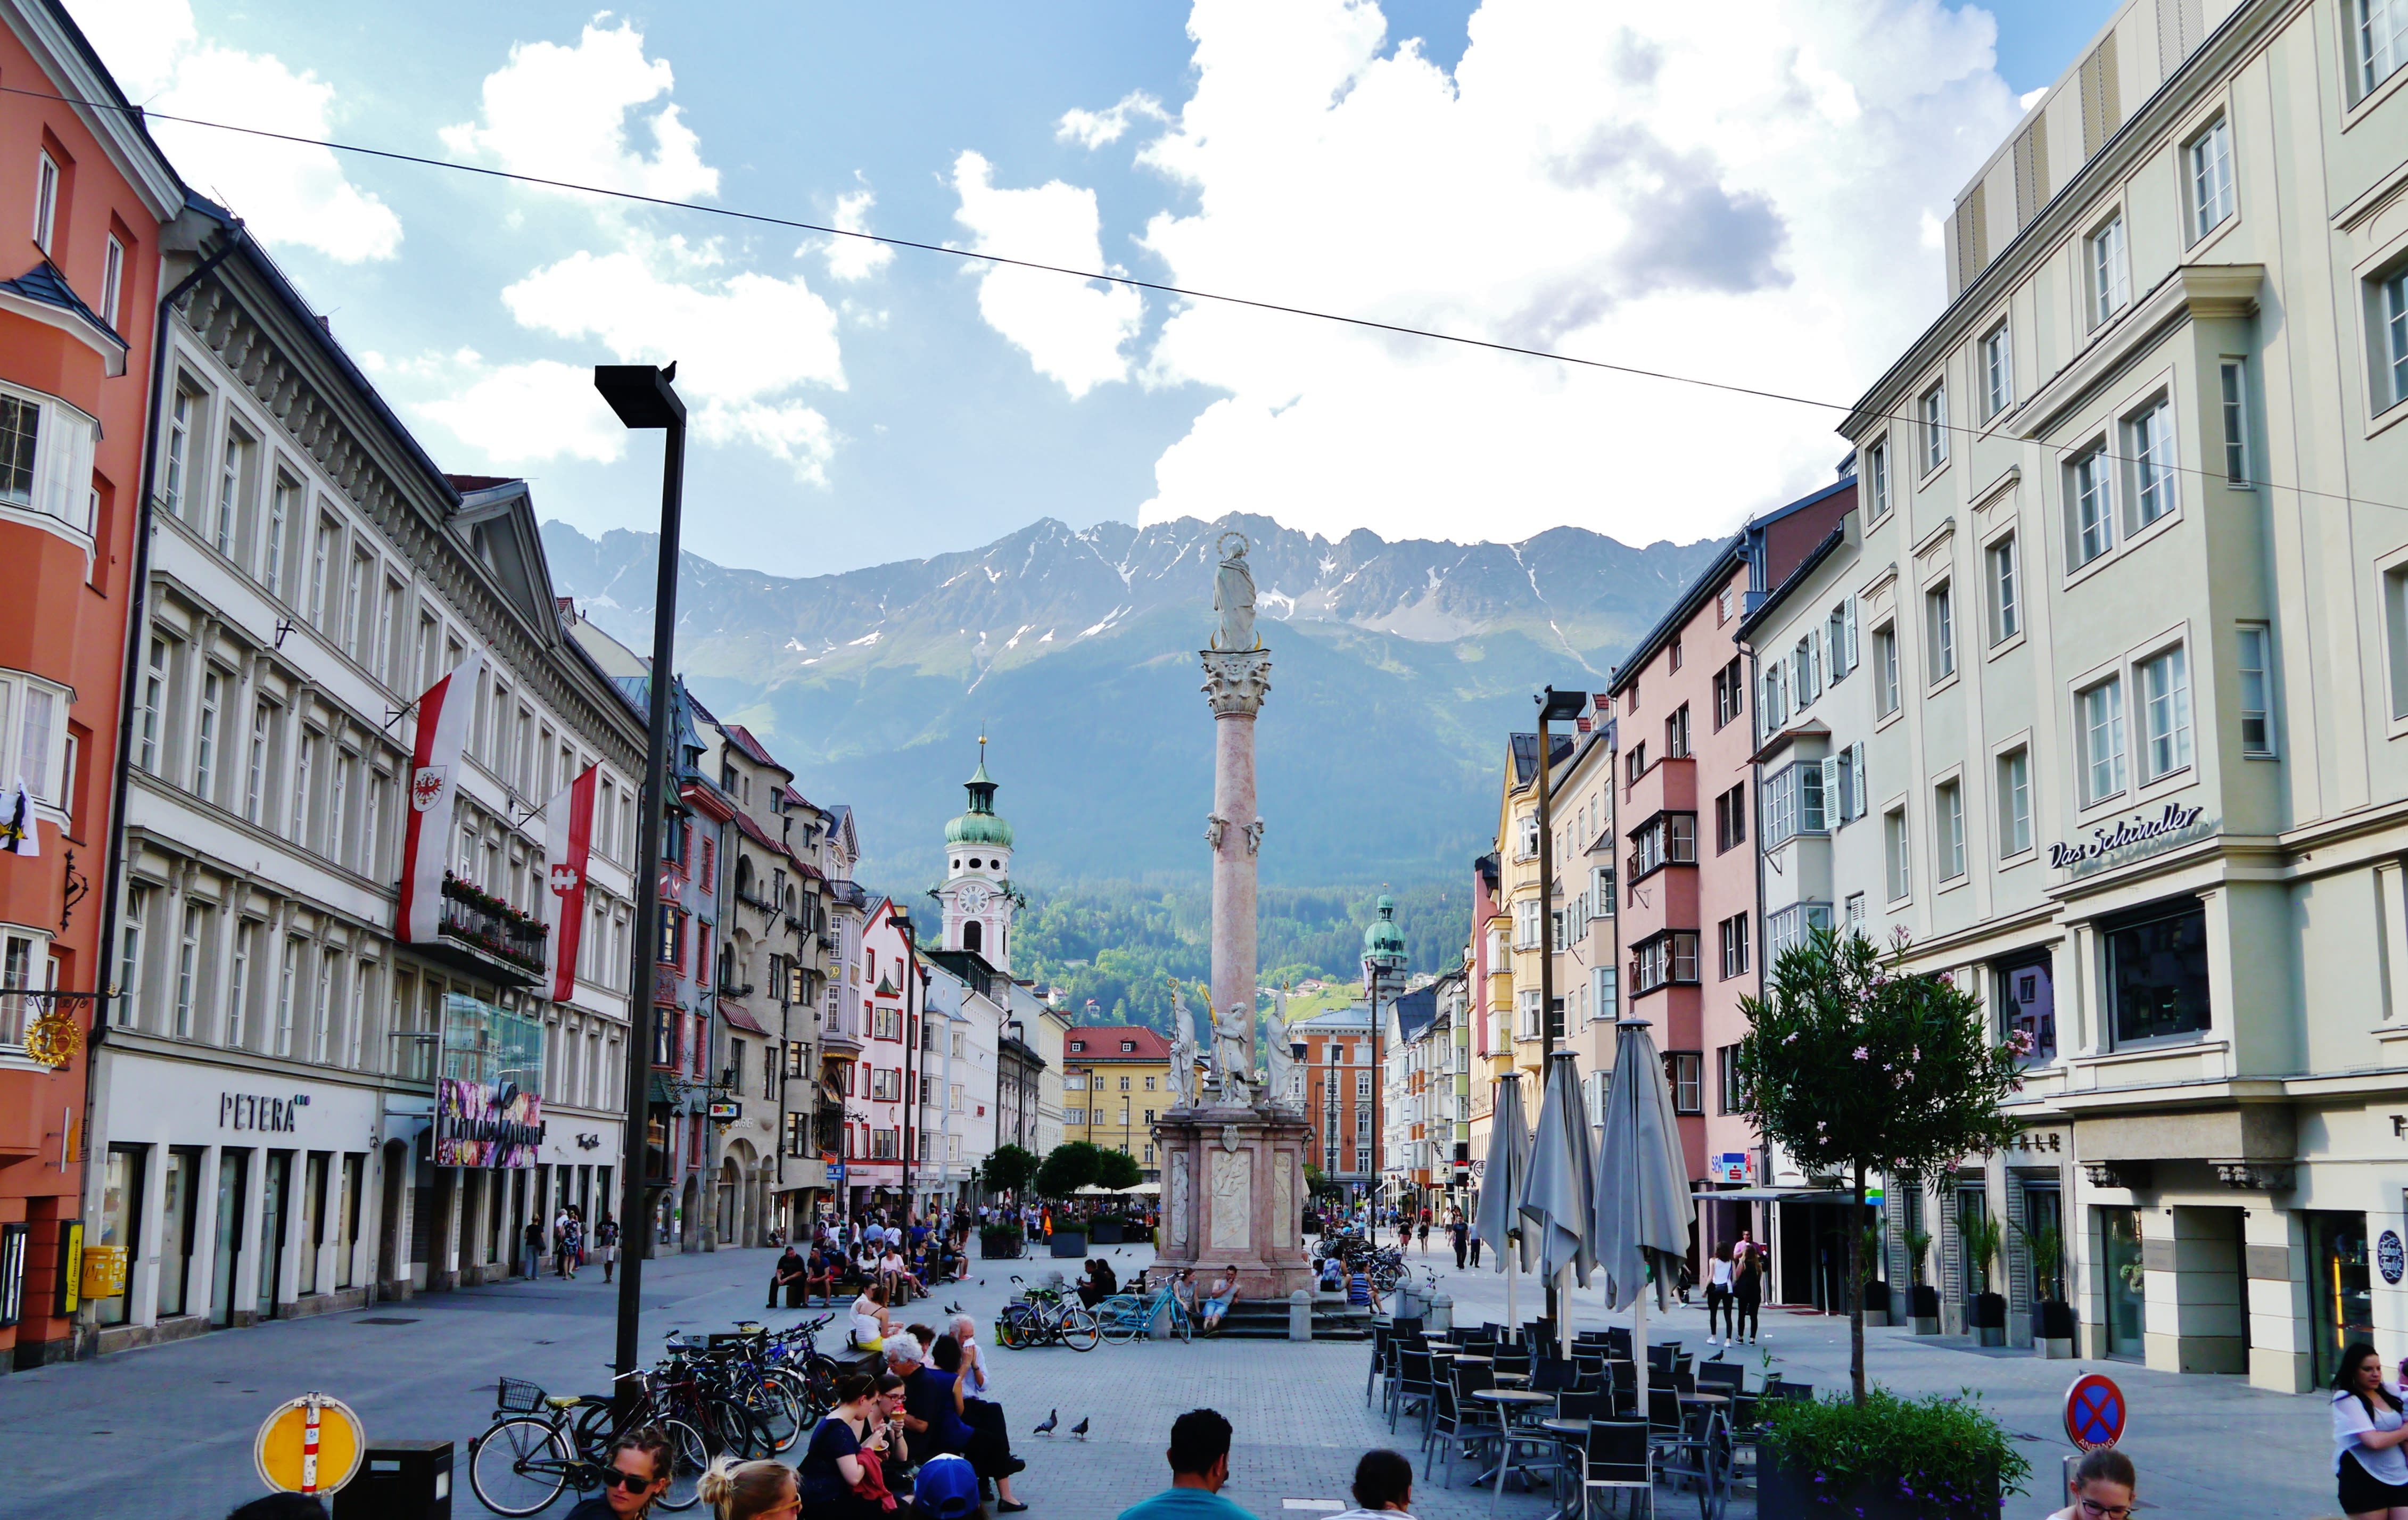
[522,1217,546,1279]
[1415,1212,1430,1256]
[562,1427,677,1520]
[1447,1212,1466,1270]
[1116,1408,1252,1520]
[597,1216,621,1283]
[1330,1449,1416,1520]
[1704,1242,1735,1345]
[1731,1240,1761,1345]
[2044,1448,2136,1520]
[1467,1220,1482,1269]
[2333,1342,2408,1518]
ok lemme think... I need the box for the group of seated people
[772,1230,969,1310]
[796,1313,1031,1520]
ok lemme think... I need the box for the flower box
[1759,1386,2025,1520]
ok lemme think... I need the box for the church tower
[939,737,1016,973]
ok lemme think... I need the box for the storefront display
[2311,1211,2374,1388]
[435,994,546,1168]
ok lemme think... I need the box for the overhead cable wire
[10,80,2397,515]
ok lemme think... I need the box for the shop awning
[1690,1187,1861,1203]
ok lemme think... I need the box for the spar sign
[2063,1372,2126,1451]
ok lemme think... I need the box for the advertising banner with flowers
[436,992,546,1168]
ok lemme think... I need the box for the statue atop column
[1213,998,1253,1104]
[1211,532,1261,652]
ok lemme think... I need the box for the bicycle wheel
[1093,1296,1139,1345]
[469,1416,572,1517]
[997,1305,1033,1349]
[1057,1306,1101,1351]
[752,1370,807,1452]
[654,1416,711,1512]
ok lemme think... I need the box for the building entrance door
[210,1151,247,1327]
[257,1151,291,1318]
[2310,1211,2374,1388]
[2099,1205,2145,1360]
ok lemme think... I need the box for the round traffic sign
[254,1393,365,1496]
[2063,1373,2126,1451]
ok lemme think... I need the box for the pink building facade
[1606,475,1855,1284]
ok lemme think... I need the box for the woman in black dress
[798,1374,903,1520]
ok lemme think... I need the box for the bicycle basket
[496,1377,547,1413]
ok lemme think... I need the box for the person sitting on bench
[769,1245,809,1308]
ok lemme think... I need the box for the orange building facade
[0,1,183,1368]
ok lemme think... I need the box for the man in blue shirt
[1116,1409,1257,1520]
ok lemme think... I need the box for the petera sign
[2048,803,2213,875]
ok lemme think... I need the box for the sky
[69,0,2115,577]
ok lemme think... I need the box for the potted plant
[1965,1216,2007,1346]
[979,1222,1025,1259]
[1858,1224,1889,1328]
[1906,1230,1940,1334]
[1091,1212,1125,1245]
[1759,1385,2030,1519]
[2016,1219,2076,1358]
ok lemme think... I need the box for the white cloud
[415,357,628,466]
[1101,0,2018,545]
[823,182,895,282]
[1057,89,1171,149]
[71,0,402,261]
[481,238,845,483]
[950,151,1142,398]
[440,19,716,203]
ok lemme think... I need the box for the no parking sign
[2063,1373,2126,1452]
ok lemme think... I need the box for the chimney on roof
[318,315,331,335]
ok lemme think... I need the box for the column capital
[1199,649,1273,716]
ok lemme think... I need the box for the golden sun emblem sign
[23,1011,83,1068]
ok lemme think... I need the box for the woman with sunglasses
[2335,1341,2408,1519]
[2044,1447,2135,1520]
[697,1456,800,1520]
[564,1428,676,1520]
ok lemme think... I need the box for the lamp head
[1537,686,1588,723]
[593,363,686,428]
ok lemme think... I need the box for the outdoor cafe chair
[1575,1419,1654,1520]
[1606,1361,1639,1417]
[1390,1347,1439,1434]
[1555,1390,1606,1424]
[1368,1321,1395,1406]
[1428,1361,1503,1486]
[1773,1382,1813,1403]
[1531,1358,1577,1393]
[1651,1391,1727,1520]
[1695,1361,1744,1396]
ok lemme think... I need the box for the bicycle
[995,1275,1100,1351]
[1093,1283,1194,1344]
[467,1373,708,1516]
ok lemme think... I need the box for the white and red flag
[543,764,599,1002]
[397,651,484,944]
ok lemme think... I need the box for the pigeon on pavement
[1034,1410,1058,1436]
[1070,1418,1091,1441]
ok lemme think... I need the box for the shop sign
[220,1091,310,1133]
[708,1101,741,1122]
[435,993,545,1168]
[2005,1128,2065,1155]
[2382,1230,2405,1286]
[1709,1152,1757,1185]
[2049,803,2212,876]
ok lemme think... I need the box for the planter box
[1969,1293,2007,1330]
[1912,1317,1941,1336]
[1049,1231,1088,1258]
[1760,1452,2000,1520]
[1976,1326,2006,1347]
[2036,1301,2079,1341]
[1862,1308,1890,1328]
[2038,1337,2076,1359]
[1091,1221,1125,1244]
[1909,1285,1940,1318]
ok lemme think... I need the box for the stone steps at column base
[1204,1299,1376,1340]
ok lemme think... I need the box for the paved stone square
[0,1235,2351,1518]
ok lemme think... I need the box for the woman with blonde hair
[852,1281,894,1351]
[696,1456,798,1520]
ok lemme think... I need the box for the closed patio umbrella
[1519,1049,1597,1360]
[1472,1071,1534,1336]
[1593,1016,1694,1411]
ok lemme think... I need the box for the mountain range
[538,513,1720,892]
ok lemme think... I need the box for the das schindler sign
[2048,802,2212,877]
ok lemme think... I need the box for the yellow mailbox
[79,1244,127,1300]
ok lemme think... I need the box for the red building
[0,0,182,1367]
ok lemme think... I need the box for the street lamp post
[597,362,687,1418]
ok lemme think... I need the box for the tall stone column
[1201,648,1271,1055]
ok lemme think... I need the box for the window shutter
[1845,597,1860,670]
[1822,756,1843,824]
[1852,744,1869,819]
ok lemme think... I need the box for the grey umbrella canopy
[1473,1071,1535,1276]
[1520,1050,1597,1289]
[1594,1016,1693,1311]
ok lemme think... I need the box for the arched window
[963,920,984,954]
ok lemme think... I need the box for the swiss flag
[543,764,599,1003]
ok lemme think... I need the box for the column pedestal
[1153,1104,1313,1299]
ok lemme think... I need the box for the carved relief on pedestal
[1169,1150,1191,1246]
[1271,1150,1294,1249]
[1209,1147,1252,1252]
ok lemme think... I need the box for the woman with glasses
[2333,1341,2408,1519]
[564,1428,676,1519]
[2044,1447,2135,1520]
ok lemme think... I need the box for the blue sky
[74,0,2112,577]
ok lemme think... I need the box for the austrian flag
[543,764,599,1003]
[397,651,485,944]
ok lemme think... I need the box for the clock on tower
[940,738,1016,973]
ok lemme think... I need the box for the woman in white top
[2334,1341,2408,1519]
[1704,1242,1736,1346]
[850,1281,893,1352]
